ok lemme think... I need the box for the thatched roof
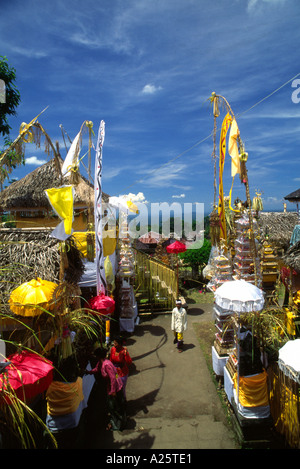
[282,240,300,272]
[284,188,300,203]
[0,156,109,211]
[257,211,299,250]
[0,228,85,315]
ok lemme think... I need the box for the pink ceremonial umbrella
[88,294,115,344]
[166,241,187,297]
[0,351,53,404]
[88,294,115,316]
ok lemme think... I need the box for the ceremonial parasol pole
[166,241,187,298]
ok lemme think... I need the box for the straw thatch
[282,240,300,272]
[284,188,300,203]
[257,212,299,250]
[0,155,108,211]
[0,228,85,316]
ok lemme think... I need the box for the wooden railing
[133,248,177,313]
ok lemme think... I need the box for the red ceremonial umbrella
[166,240,187,254]
[166,241,187,297]
[0,351,53,403]
[88,294,115,316]
[88,294,115,344]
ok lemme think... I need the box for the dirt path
[78,305,239,450]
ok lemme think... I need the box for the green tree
[0,56,24,190]
[0,56,21,136]
[179,238,211,277]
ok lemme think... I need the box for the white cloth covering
[212,346,229,376]
[78,254,117,287]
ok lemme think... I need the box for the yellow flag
[45,185,74,237]
[127,200,139,214]
[228,118,240,177]
[103,230,117,257]
[218,113,232,241]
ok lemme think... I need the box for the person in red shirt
[109,336,132,399]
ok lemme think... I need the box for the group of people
[85,336,132,431]
[85,298,187,432]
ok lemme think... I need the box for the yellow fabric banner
[46,377,84,416]
[228,117,240,177]
[45,185,74,235]
[73,231,117,258]
[233,370,269,407]
[218,113,232,241]
[270,369,300,448]
[103,231,117,257]
[73,231,89,258]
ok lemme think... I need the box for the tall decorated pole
[218,112,232,245]
[94,120,107,297]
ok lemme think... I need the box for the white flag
[94,120,107,295]
[62,131,81,177]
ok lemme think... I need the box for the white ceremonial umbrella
[214,279,265,313]
[278,339,300,381]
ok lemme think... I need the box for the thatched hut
[0,228,85,317]
[257,212,299,251]
[0,156,109,231]
[257,212,300,297]
[284,188,300,218]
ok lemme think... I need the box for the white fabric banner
[62,131,81,177]
[94,120,107,295]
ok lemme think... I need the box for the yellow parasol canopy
[9,278,58,317]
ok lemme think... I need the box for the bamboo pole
[210,93,258,285]
[0,107,49,166]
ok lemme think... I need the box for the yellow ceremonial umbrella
[9,278,58,317]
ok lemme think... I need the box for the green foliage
[179,238,211,267]
[204,215,210,239]
[0,56,21,137]
[0,142,25,190]
[0,57,24,189]
[0,212,16,227]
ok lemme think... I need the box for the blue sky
[1,0,300,214]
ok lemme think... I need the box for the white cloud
[262,196,286,210]
[139,163,189,188]
[172,194,185,198]
[125,192,148,204]
[103,167,123,180]
[11,46,47,59]
[142,84,163,95]
[25,156,47,166]
[247,0,287,12]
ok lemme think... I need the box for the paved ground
[76,303,239,450]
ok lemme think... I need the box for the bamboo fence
[133,248,177,312]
